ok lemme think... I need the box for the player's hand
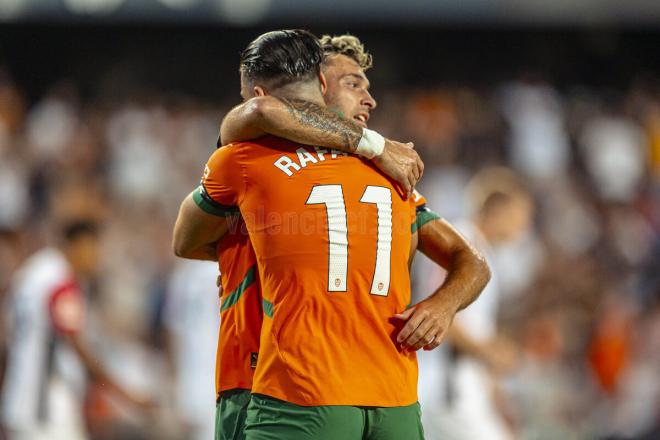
[372,140,424,199]
[393,297,458,351]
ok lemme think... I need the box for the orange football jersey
[190,185,263,399]
[215,220,262,398]
[200,136,418,407]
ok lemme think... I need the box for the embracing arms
[220,96,423,197]
[396,218,491,351]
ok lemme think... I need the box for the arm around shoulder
[392,217,491,351]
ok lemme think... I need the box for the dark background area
[2,25,659,103]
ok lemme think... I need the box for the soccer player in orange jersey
[198,38,427,440]
[175,31,422,438]
[174,30,489,439]
[180,34,427,439]
[221,34,489,355]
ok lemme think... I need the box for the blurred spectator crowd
[0,60,659,439]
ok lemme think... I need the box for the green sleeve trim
[221,265,257,312]
[412,208,441,234]
[192,185,239,217]
[263,299,274,318]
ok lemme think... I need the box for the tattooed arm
[220,95,424,196]
[221,96,362,151]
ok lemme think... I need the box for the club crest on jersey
[273,146,349,176]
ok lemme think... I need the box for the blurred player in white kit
[0,219,149,440]
[418,168,530,440]
[164,259,220,440]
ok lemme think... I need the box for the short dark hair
[62,219,99,243]
[240,29,323,90]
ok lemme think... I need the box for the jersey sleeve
[411,190,441,233]
[48,282,85,336]
[193,146,244,217]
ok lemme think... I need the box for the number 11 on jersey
[306,185,393,296]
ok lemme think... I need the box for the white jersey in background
[1,248,88,440]
[164,259,220,440]
[418,220,511,440]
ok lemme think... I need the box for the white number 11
[306,185,393,296]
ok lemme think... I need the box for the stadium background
[1,1,660,439]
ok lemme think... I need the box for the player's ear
[253,86,268,97]
[319,71,327,95]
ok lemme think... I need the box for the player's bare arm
[172,192,230,261]
[220,95,423,197]
[395,218,491,351]
[221,95,361,151]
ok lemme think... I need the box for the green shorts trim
[216,389,252,440]
[244,394,423,440]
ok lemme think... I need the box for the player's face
[322,54,376,128]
